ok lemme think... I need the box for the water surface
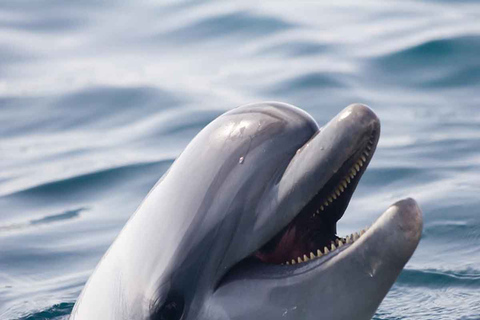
[1,1,480,319]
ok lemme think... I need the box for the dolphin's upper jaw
[253,104,380,266]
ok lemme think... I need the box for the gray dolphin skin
[70,102,422,320]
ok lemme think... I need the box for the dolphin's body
[71,102,422,320]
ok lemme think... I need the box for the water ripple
[162,10,294,42]
[255,41,328,58]
[0,208,86,234]
[1,1,480,319]
[19,303,73,320]
[367,35,480,88]
[2,159,173,200]
[0,86,182,136]
[398,268,480,288]
[267,72,347,95]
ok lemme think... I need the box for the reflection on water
[1,1,480,319]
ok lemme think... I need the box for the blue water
[1,1,480,319]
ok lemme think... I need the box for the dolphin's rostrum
[70,102,422,320]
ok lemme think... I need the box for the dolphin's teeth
[346,235,352,244]
[332,193,337,200]
[341,180,347,188]
[291,259,296,265]
[320,205,324,211]
[324,246,330,254]
[310,252,316,259]
[328,196,333,203]
[297,257,303,263]
[317,249,323,257]
[364,150,370,156]
[361,155,367,162]
[346,176,351,183]
[324,201,329,207]
[338,185,344,193]
[335,189,341,196]
[338,240,344,247]
[286,261,290,265]
[354,164,360,171]
[367,145,372,151]
[358,159,363,167]
[303,254,309,261]
[331,242,336,251]
[353,232,360,241]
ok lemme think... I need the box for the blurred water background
[1,1,480,319]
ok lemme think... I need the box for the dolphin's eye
[152,292,184,320]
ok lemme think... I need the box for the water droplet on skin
[239,156,244,164]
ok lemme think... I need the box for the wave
[397,268,480,288]
[366,35,480,89]
[423,218,480,241]
[17,303,73,320]
[160,10,294,42]
[0,86,183,136]
[373,35,480,68]
[0,208,86,233]
[2,159,173,201]
[266,72,347,96]
[255,41,327,58]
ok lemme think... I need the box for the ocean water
[1,1,480,319]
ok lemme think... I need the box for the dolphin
[70,102,422,320]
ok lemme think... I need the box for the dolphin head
[70,102,422,320]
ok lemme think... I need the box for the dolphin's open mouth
[253,128,379,266]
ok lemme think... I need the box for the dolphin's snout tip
[345,103,375,118]
[364,197,423,266]
[389,198,423,250]
[340,103,380,131]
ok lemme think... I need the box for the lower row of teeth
[284,228,369,265]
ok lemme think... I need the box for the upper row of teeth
[285,138,375,266]
[312,141,373,217]
[284,228,369,265]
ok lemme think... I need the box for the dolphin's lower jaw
[284,197,423,270]
[208,199,422,320]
